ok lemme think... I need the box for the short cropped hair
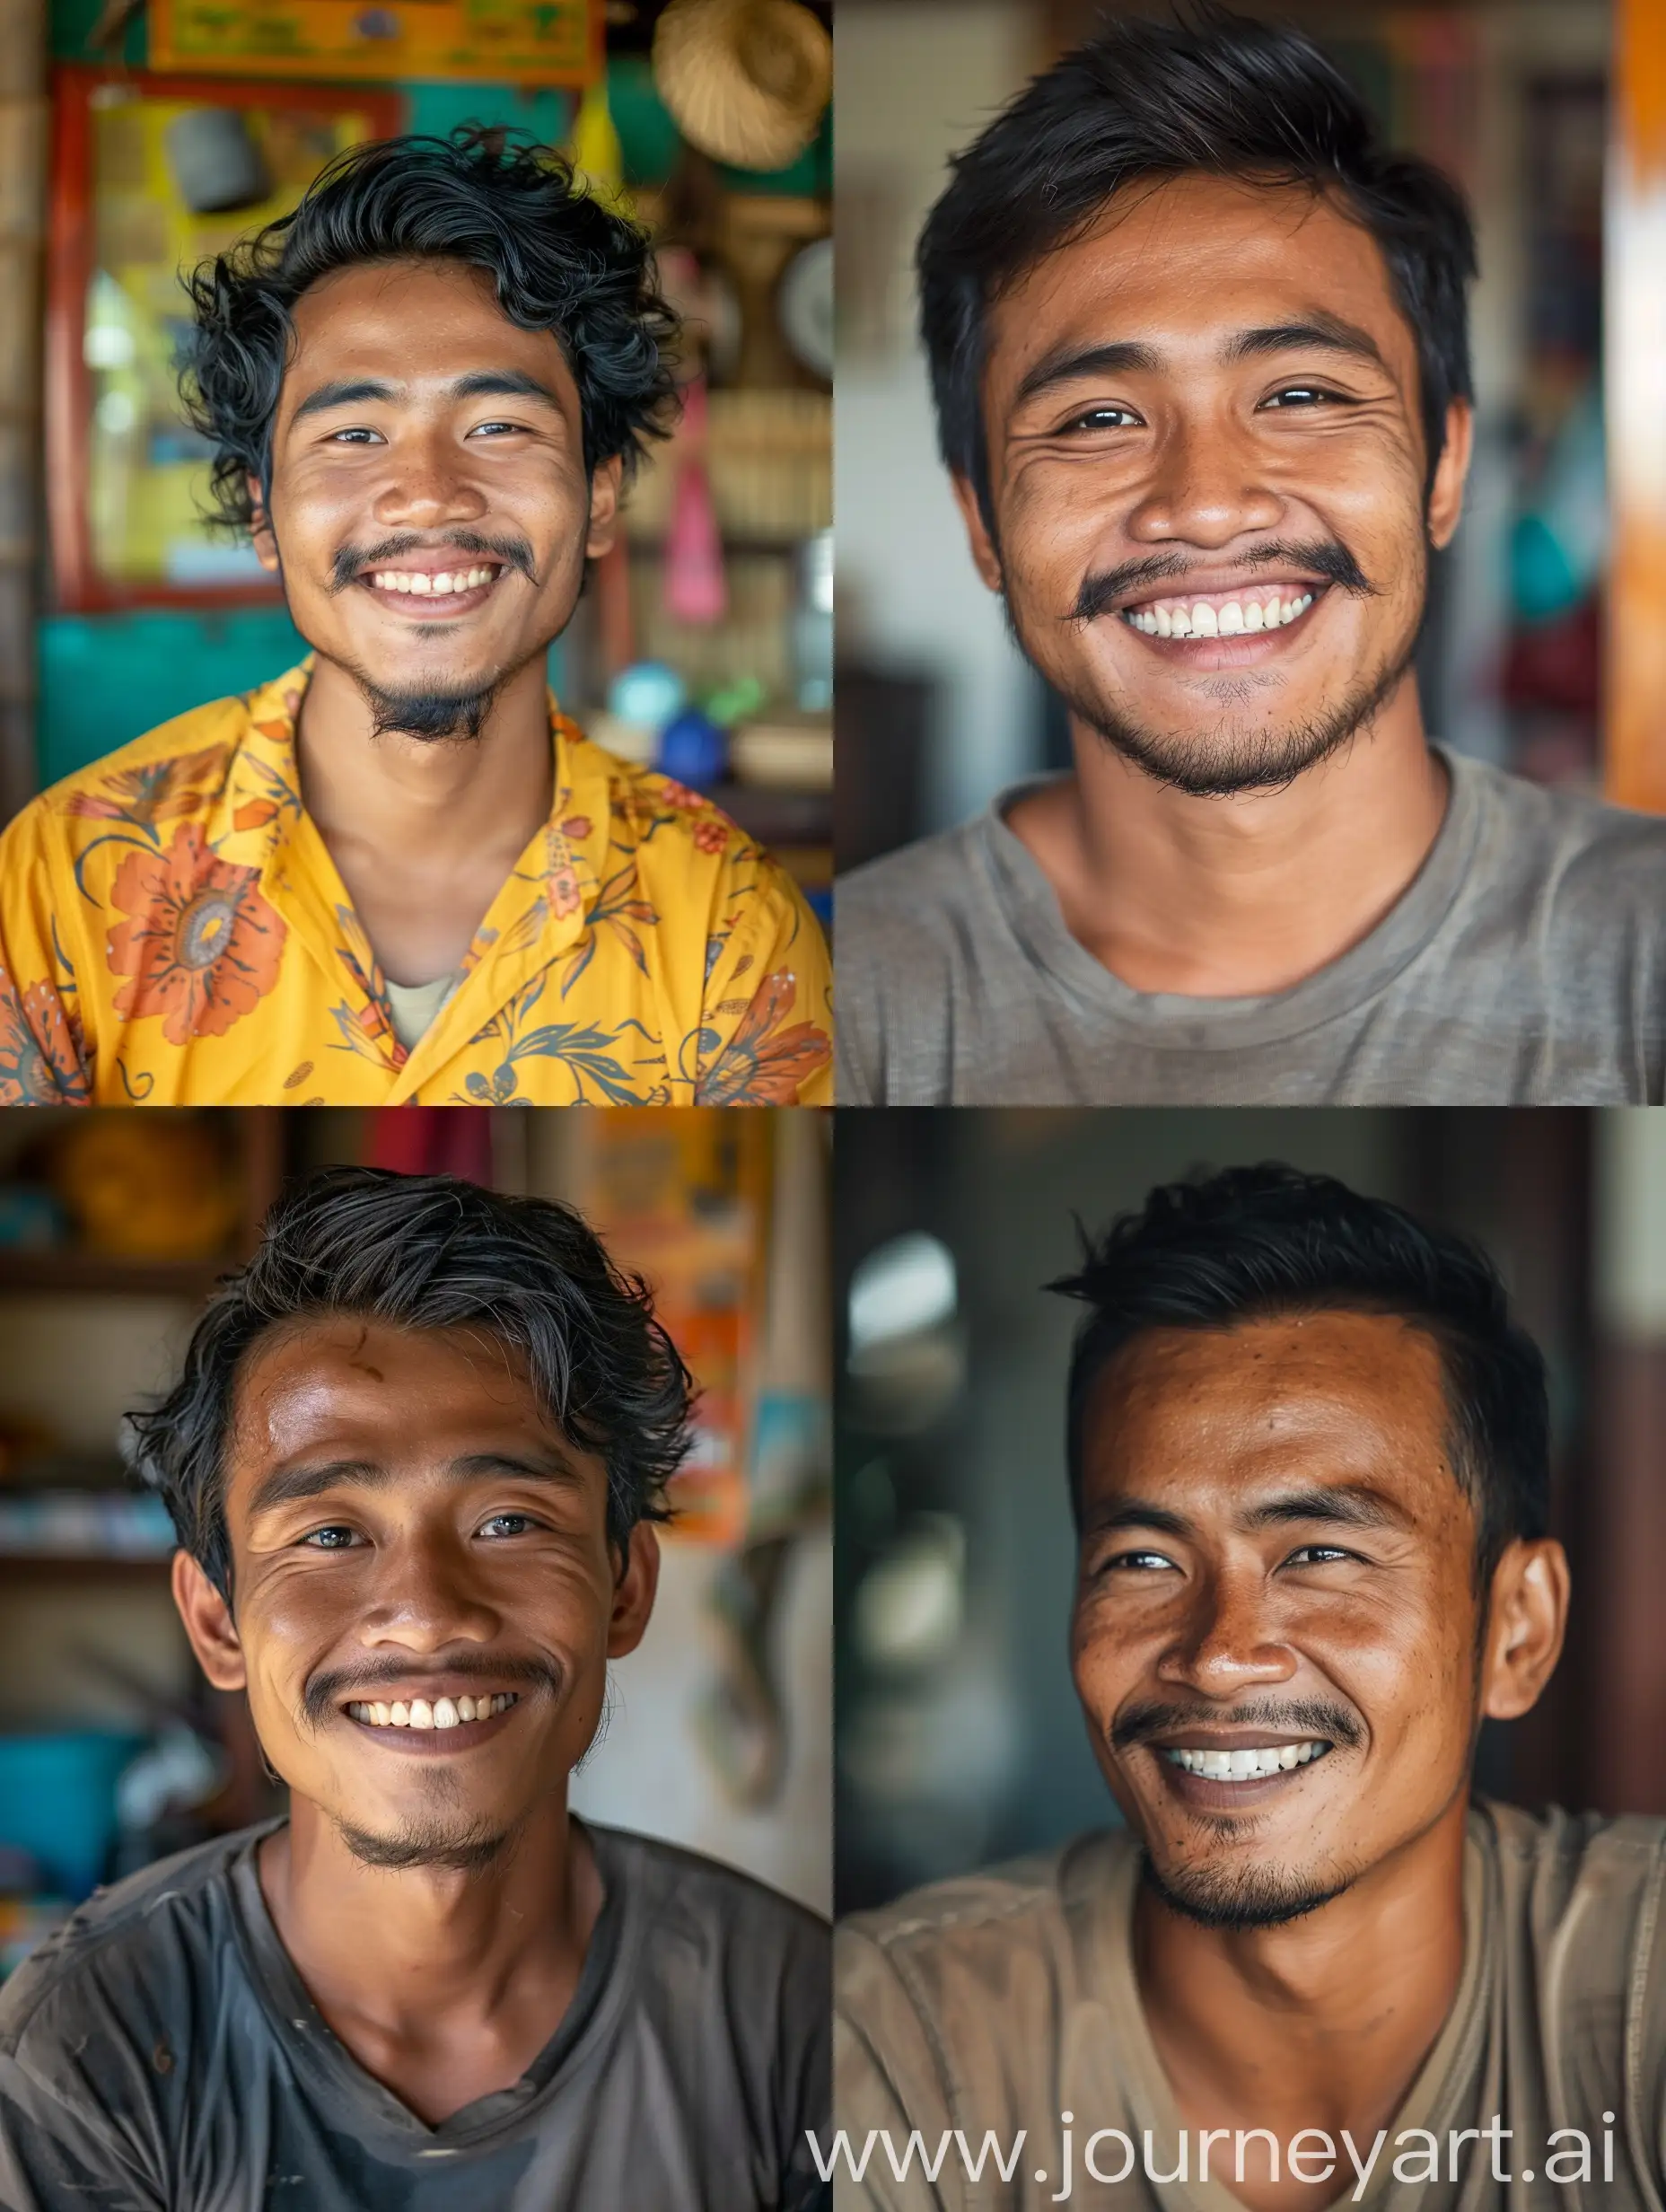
[179,126,680,535]
[917,4,1477,527]
[1049,1163,1548,1591]
[129,1166,694,1602]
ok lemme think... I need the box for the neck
[1009,672,1450,998]
[1134,1793,1470,2152]
[259,1788,595,2040]
[295,651,556,869]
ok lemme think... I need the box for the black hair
[917,4,1477,529]
[179,126,680,536]
[128,1166,694,1602]
[1049,1163,1549,1593]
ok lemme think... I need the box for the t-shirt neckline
[979,746,1486,1053]
[224,1815,635,2149]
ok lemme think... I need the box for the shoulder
[0,1828,260,2059]
[591,1823,829,1970]
[574,736,760,877]
[1456,755,1666,900]
[838,1830,1128,2015]
[837,818,995,946]
[1,696,255,862]
[1473,1797,1666,1915]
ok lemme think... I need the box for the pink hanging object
[663,378,728,627]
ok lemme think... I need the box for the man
[0,130,831,1105]
[835,13,1666,1104]
[835,1164,1666,2208]
[0,1169,830,2209]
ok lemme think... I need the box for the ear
[1478,1536,1568,1722]
[606,1521,661,1659]
[1425,399,1473,551]
[585,453,626,561]
[950,470,1004,594]
[171,1549,248,1692]
[246,472,280,575]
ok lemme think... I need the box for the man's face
[960,173,1470,796]
[1070,1311,1493,1928]
[180,1317,654,1871]
[254,258,621,737]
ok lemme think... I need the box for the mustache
[301,1650,564,1731]
[1110,1696,1364,1753]
[330,529,538,594]
[1068,538,1376,625]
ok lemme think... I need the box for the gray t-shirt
[0,1818,830,2212]
[835,752,1666,1103]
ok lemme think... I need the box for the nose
[357,1533,500,1655]
[1126,412,1283,550]
[1155,1564,1297,1698]
[372,424,488,532]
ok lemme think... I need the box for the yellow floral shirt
[0,662,833,1107]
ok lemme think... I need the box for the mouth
[355,560,507,619]
[1117,578,1327,651]
[340,1688,522,1752]
[1151,1734,1336,1807]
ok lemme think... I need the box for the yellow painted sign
[150,0,599,86]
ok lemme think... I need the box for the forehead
[1078,1309,1463,1526]
[281,258,578,406]
[228,1315,554,1470]
[985,171,1412,393]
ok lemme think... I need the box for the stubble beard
[1141,1836,1363,1931]
[1004,569,1425,801]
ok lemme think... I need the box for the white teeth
[408,574,432,595]
[347,1690,518,1729]
[1170,607,1192,637]
[371,1702,390,1726]
[1125,589,1316,636]
[1164,1741,1327,1780]
[1242,600,1264,631]
[1154,605,1172,637]
[408,1698,434,1728]
[456,1695,477,1723]
[1189,601,1219,637]
[433,1698,460,1730]
[390,1700,410,1726]
[1217,601,1244,636]
[369,566,495,596]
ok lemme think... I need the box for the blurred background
[0,0,832,921]
[835,0,1666,868]
[0,1103,830,1979]
[835,1106,1666,1913]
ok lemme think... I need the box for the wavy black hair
[129,1166,695,1603]
[178,126,680,536]
[1050,1163,1549,1593]
[918,4,1477,530]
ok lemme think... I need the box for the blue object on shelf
[609,661,687,730]
[0,1186,68,1251]
[656,708,728,792]
[0,1732,145,1900]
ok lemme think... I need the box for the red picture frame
[46,66,404,613]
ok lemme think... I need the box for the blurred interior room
[0,0,832,924]
[0,1104,831,1980]
[834,1107,1666,1913]
[835,0,1666,866]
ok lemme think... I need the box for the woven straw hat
[653,0,831,172]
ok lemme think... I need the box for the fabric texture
[0,1818,830,2212]
[834,752,1666,1105]
[0,661,833,1106]
[834,1803,1666,2211]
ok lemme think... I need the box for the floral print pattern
[0,660,833,1106]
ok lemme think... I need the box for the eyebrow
[289,368,563,424]
[1011,312,1389,412]
[1082,1483,1413,1541]
[247,1448,584,1519]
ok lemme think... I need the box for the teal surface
[0,1730,145,1899]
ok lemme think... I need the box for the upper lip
[1117,567,1328,614]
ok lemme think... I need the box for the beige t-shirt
[835,1803,1666,2211]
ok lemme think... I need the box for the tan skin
[956,173,1474,998]
[171,1318,658,2127]
[250,258,623,988]
[1071,1312,1567,2212]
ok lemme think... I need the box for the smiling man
[836,1165,1666,2210]
[0,130,831,1106]
[836,12,1666,1105]
[0,1169,830,2210]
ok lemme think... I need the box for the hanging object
[568,73,630,215]
[662,377,729,626]
[652,0,831,173]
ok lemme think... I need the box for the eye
[1259,385,1351,409]
[468,419,524,438]
[1062,404,1142,433]
[327,426,382,444]
[301,1524,361,1549]
[478,1512,539,1539]
[1285,1544,1355,1567]
[1099,1547,1179,1576]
